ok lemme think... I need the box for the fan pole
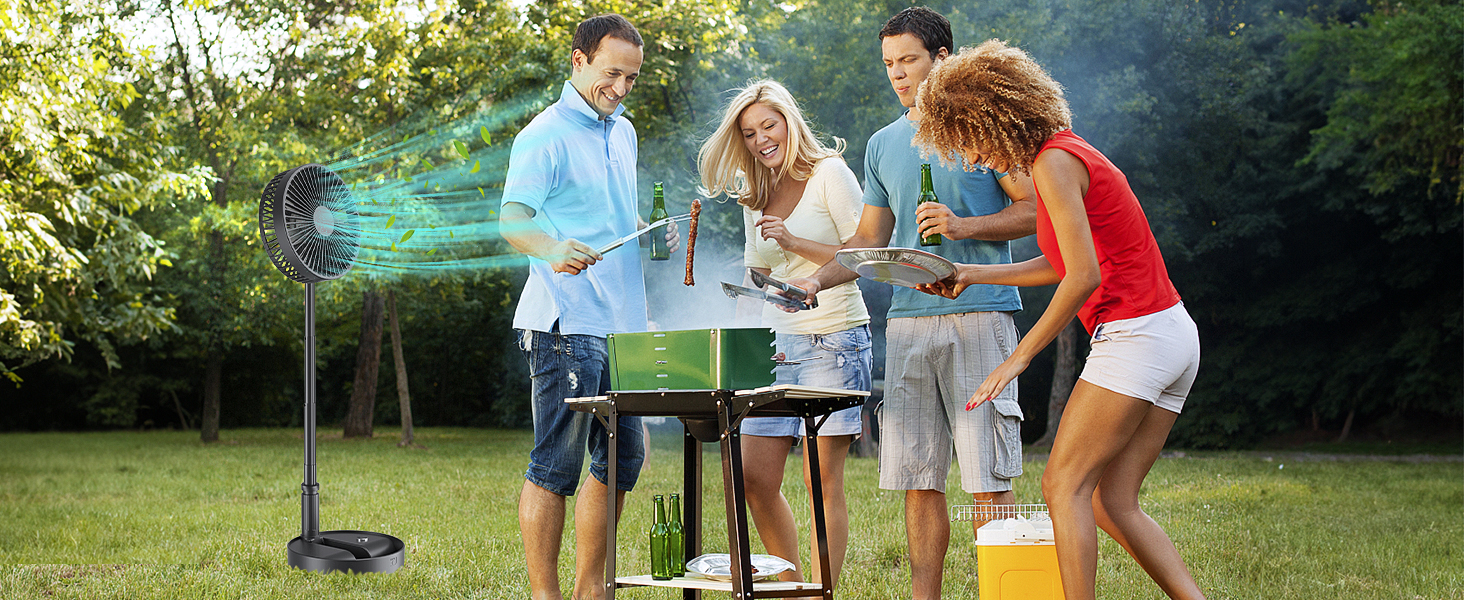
[301,283,321,543]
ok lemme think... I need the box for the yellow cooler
[975,512,1064,600]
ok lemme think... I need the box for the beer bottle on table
[649,181,670,260]
[651,495,672,580]
[918,164,942,247]
[668,493,685,577]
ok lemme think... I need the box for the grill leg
[605,406,618,599]
[684,424,702,600]
[719,401,755,598]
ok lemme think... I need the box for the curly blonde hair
[697,80,844,210]
[912,39,1070,175]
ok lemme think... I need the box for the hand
[544,239,600,275]
[966,355,1030,411]
[771,277,822,313]
[913,276,961,299]
[916,202,969,240]
[754,215,800,250]
[912,264,975,299]
[913,201,960,238]
[664,218,682,254]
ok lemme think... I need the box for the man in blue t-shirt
[788,7,1037,599]
[498,13,677,600]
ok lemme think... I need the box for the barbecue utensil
[834,247,957,288]
[596,214,693,255]
[749,270,809,301]
[721,282,817,311]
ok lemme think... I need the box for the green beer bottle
[668,493,685,577]
[649,182,670,260]
[918,164,942,247]
[651,495,672,580]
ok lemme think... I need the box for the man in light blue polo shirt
[786,8,1037,600]
[498,14,675,600]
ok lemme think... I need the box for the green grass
[0,428,1459,599]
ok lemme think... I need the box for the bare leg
[741,435,803,582]
[1092,406,1206,600]
[571,476,627,600]
[521,480,567,600]
[1042,380,1202,600]
[906,488,949,600]
[969,489,1016,540]
[800,434,854,589]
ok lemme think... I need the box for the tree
[386,291,416,446]
[0,0,207,385]
[343,290,386,438]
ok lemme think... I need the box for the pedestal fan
[259,163,405,574]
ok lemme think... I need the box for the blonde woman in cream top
[743,156,870,334]
[697,79,871,593]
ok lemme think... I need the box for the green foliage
[1293,0,1463,233]
[0,0,211,382]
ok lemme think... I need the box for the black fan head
[259,164,361,283]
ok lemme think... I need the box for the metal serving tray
[607,328,775,391]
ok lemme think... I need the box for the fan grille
[259,164,360,283]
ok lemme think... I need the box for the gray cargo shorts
[878,312,1023,493]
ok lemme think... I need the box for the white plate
[835,248,956,288]
[685,553,795,582]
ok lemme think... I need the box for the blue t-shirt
[501,82,648,337]
[863,114,1023,318]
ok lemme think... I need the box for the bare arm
[965,150,1100,409]
[915,170,1038,242]
[783,205,896,302]
[498,202,601,275]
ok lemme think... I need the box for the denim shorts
[517,328,644,497]
[740,325,872,438]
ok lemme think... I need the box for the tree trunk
[344,290,386,438]
[387,290,415,447]
[170,389,192,430]
[201,349,222,443]
[1034,319,1082,448]
[1335,407,1356,443]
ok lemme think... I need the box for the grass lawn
[0,428,1459,599]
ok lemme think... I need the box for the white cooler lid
[976,515,1055,545]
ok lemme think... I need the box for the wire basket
[950,502,1050,523]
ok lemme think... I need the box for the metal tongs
[720,270,818,311]
[750,270,810,301]
[596,214,692,255]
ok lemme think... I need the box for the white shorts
[1079,302,1201,414]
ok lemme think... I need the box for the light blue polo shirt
[502,82,648,337]
[863,114,1023,318]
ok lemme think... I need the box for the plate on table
[685,553,795,582]
[835,248,956,288]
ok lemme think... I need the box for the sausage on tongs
[683,198,701,286]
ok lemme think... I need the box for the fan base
[287,530,405,574]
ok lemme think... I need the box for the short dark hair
[879,7,953,59]
[572,14,643,63]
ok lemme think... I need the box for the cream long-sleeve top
[743,157,870,335]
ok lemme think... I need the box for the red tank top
[1034,130,1180,333]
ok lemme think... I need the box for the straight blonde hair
[697,80,844,210]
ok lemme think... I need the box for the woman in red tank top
[909,40,1206,600]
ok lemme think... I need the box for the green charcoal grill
[607,328,776,392]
